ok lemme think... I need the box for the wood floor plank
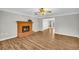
[0,29,79,50]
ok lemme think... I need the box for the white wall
[36,19,43,31]
[55,14,79,38]
[32,19,41,32]
[42,19,50,30]
[0,11,39,41]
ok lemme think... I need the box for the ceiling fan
[34,8,52,16]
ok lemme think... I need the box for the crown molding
[0,9,79,18]
[0,9,35,18]
[54,12,79,17]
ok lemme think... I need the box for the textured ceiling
[0,8,79,18]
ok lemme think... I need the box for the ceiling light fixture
[34,8,52,16]
[39,8,47,16]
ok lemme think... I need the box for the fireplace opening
[22,26,30,32]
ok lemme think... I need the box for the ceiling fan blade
[47,11,52,13]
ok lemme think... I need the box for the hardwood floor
[0,29,79,50]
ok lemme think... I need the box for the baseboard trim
[55,33,79,38]
[0,36,17,41]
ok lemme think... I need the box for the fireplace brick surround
[17,21,32,37]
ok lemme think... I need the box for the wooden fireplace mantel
[17,21,32,38]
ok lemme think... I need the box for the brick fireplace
[17,21,32,37]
